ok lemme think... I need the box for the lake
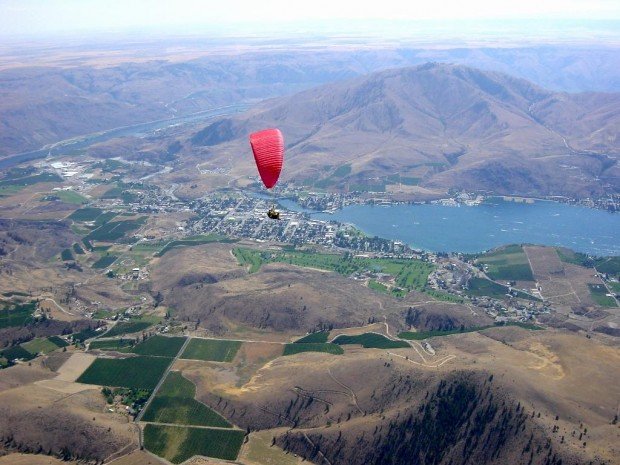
[279,197,619,256]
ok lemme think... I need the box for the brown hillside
[190,63,619,198]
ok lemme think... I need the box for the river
[279,197,619,256]
[0,104,250,170]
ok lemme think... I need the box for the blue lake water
[279,198,619,256]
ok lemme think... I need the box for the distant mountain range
[2,45,619,158]
[191,63,619,198]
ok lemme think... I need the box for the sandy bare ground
[107,450,166,465]
[34,352,97,393]
[54,352,96,381]
[524,245,604,313]
[0,360,54,393]
[0,454,80,464]
[239,427,311,465]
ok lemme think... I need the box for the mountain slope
[190,63,619,198]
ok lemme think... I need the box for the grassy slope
[180,339,241,362]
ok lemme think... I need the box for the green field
[102,320,153,337]
[588,284,618,307]
[92,254,119,269]
[142,371,231,427]
[155,234,236,257]
[69,207,104,222]
[0,345,36,362]
[233,248,435,295]
[609,282,620,293]
[283,343,344,356]
[0,172,62,189]
[77,356,171,389]
[464,277,511,298]
[144,424,244,463]
[0,301,35,329]
[61,248,74,261]
[475,245,534,282]
[89,339,135,351]
[53,190,88,205]
[294,331,330,343]
[84,217,147,242]
[21,336,67,355]
[101,186,125,199]
[332,333,410,349]
[465,277,540,301]
[368,280,389,293]
[594,257,620,278]
[399,322,543,340]
[130,335,186,357]
[72,327,101,343]
[181,339,241,362]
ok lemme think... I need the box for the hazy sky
[1,0,619,38]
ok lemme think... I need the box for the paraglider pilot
[267,206,280,220]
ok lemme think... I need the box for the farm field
[465,277,539,301]
[0,301,35,329]
[181,339,241,362]
[21,336,68,355]
[52,190,88,204]
[0,172,62,189]
[464,277,511,298]
[155,234,236,257]
[130,335,186,357]
[588,284,618,307]
[294,331,329,343]
[283,343,343,356]
[0,345,36,362]
[68,207,117,224]
[332,333,410,349]
[398,322,543,340]
[72,327,101,343]
[233,247,435,294]
[143,424,244,463]
[141,371,231,427]
[92,254,119,269]
[475,244,535,282]
[89,339,134,351]
[77,355,171,389]
[60,249,73,261]
[103,320,154,337]
[84,217,147,242]
[594,256,620,278]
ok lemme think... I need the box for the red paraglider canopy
[249,128,284,189]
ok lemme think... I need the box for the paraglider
[249,128,284,219]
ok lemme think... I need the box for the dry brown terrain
[190,64,619,199]
[0,358,138,463]
[166,322,619,465]
[0,453,81,464]
[152,243,491,338]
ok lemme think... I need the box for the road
[135,335,192,422]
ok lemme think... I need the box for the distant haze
[1,0,619,39]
